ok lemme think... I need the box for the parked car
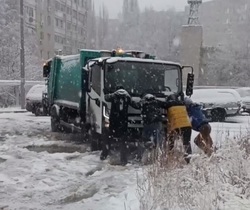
[190,89,242,122]
[25,84,47,116]
[235,87,250,113]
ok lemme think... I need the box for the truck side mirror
[83,67,91,92]
[43,64,50,78]
[182,66,194,97]
[186,72,194,96]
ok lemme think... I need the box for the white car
[25,84,47,116]
[235,87,250,113]
[191,89,242,122]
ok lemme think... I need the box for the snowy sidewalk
[0,107,27,114]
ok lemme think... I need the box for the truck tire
[88,128,102,151]
[51,117,61,132]
[35,105,43,116]
[211,108,226,122]
[50,105,61,132]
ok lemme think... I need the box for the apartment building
[199,0,250,50]
[23,0,88,60]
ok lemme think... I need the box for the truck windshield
[104,61,181,97]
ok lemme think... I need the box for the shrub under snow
[137,135,250,210]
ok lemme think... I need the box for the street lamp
[20,0,25,109]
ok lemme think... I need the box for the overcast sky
[96,0,211,18]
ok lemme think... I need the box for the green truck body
[48,51,104,109]
[49,55,81,107]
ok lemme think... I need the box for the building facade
[24,0,88,60]
[200,0,250,50]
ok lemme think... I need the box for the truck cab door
[88,64,102,134]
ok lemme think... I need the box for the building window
[67,7,70,14]
[47,33,51,41]
[47,15,51,25]
[67,22,71,30]
[73,10,77,19]
[61,4,65,12]
[40,32,44,40]
[55,18,59,27]
[60,20,64,28]
[29,8,34,17]
[55,1,60,11]
[78,13,82,21]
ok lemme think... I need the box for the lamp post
[20,0,26,109]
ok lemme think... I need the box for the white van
[191,89,242,122]
[25,84,47,116]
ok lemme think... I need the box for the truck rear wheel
[50,105,61,132]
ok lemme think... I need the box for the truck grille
[128,113,167,128]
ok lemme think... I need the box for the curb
[0,110,27,114]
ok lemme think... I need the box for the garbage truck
[43,49,194,150]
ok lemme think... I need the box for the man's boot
[100,145,109,160]
[183,143,192,164]
[120,140,127,165]
[195,135,213,156]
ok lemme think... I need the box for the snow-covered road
[0,112,250,210]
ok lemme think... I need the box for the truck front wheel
[51,117,60,132]
[88,128,102,151]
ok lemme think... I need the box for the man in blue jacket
[184,97,214,156]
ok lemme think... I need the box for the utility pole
[20,0,25,109]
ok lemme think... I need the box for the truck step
[60,120,82,133]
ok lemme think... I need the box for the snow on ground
[0,112,140,210]
[0,111,250,209]
[0,112,50,136]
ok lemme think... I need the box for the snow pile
[0,135,140,210]
[0,112,50,136]
[137,136,250,210]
